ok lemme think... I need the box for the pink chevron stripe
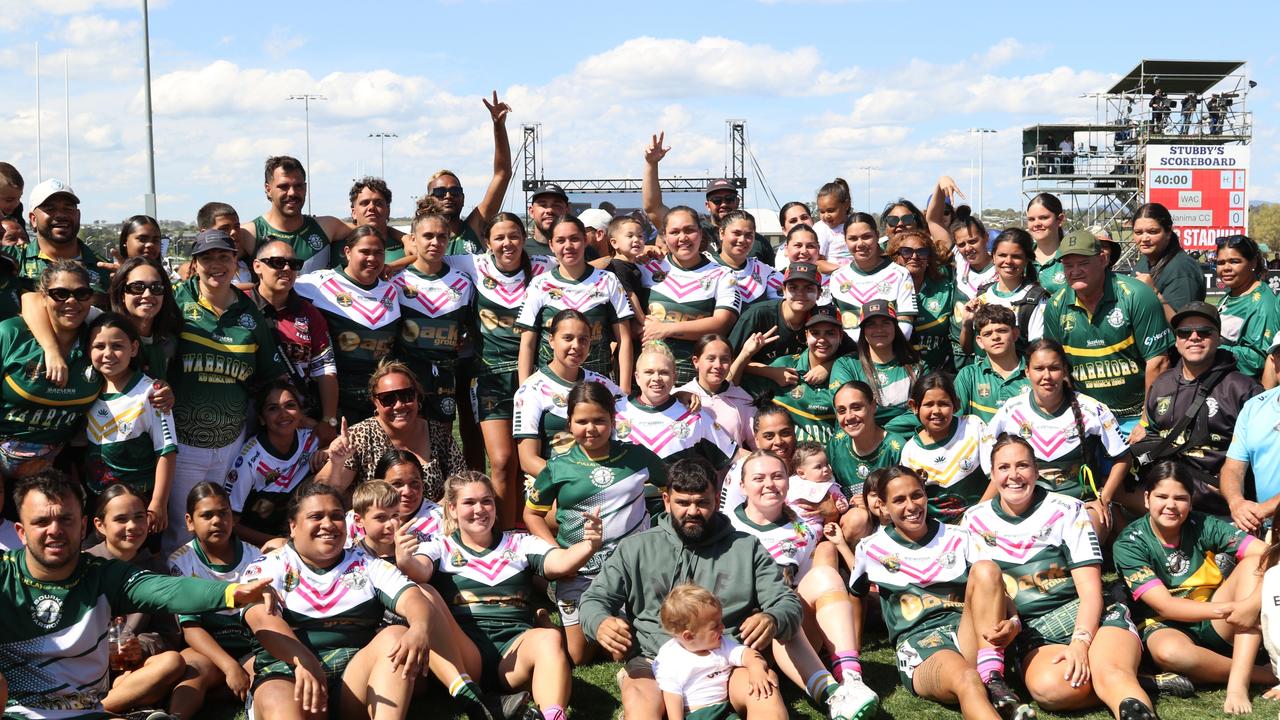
[765,537,809,560]
[295,575,352,613]
[320,278,394,324]
[867,535,964,584]
[658,276,706,301]
[1009,410,1068,455]
[408,515,440,536]
[969,511,1066,560]
[627,410,697,455]
[256,435,319,489]
[447,538,515,581]
[398,276,468,315]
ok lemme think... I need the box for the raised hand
[581,507,603,549]
[741,326,780,359]
[644,132,670,165]
[327,417,353,465]
[483,91,511,125]
[937,175,965,203]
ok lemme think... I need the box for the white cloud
[56,14,136,46]
[263,25,304,60]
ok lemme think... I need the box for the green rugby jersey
[2,240,108,293]
[1114,512,1253,626]
[952,357,1029,423]
[1042,272,1172,418]
[961,488,1102,620]
[1034,255,1066,294]
[451,253,554,376]
[84,371,177,495]
[252,215,332,274]
[0,316,99,444]
[515,266,633,378]
[294,268,401,420]
[831,355,918,435]
[766,352,838,445]
[171,279,287,449]
[1218,284,1279,378]
[168,538,260,656]
[0,549,231,720]
[900,416,988,523]
[529,440,666,574]
[391,262,472,373]
[912,274,954,373]
[826,429,908,497]
[445,224,482,256]
[639,255,740,383]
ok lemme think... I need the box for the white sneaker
[827,674,879,720]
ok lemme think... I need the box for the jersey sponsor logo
[335,331,393,355]
[590,466,613,488]
[32,594,63,628]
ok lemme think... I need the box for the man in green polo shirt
[1043,229,1172,432]
[4,178,108,296]
[953,304,1028,422]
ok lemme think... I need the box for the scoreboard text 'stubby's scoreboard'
[1145,144,1249,251]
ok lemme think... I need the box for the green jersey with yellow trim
[912,274,954,373]
[0,549,231,720]
[961,488,1102,620]
[252,215,332,274]
[826,429,908,498]
[515,266,634,377]
[84,371,177,495]
[639,256,740,383]
[2,240,108,293]
[849,520,974,643]
[766,352,838,445]
[450,253,554,376]
[416,530,553,632]
[168,538,260,656]
[0,317,100,445]
[391,262,473,371]
[294,268,400,419]
[1042,272,1172,418]
[831,355,918,434]
[1218,285,1279,378]
[1114,512,1253,627]
[899,416,987,523]
[528,440,666,574]
[952,357,1029,423]
[1034,255,1067,294]
[512,367,623,458]
[172,279,287,449]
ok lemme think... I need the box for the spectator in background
[1,215,27,246]
[1132,203,1206,321]
[579,207,614,263]
[432,91,514,256]
[347,176,409,271]
[0,162,23,221]
[4,179,108,295]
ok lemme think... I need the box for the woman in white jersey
[828,212,916,343]
[517,215,634,387]
[513,309,625,479]
[168,482,261,718]
[242,482,432,720]
[711,210,781,312]
[728,451,879,720]
[639,205,740,384]
[949,211,996,368]
[962,435,1154,720]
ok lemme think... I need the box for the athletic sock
[831,650,862,682]
[806,669,838,703]
[448,674,484,704]
[542,705,567,720]
[976,648,1006,684]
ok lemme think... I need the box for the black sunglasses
[1215,234,1254,251]
[884,214,919,228]
[707,194,739,206]
[895,247,931,259]
[46,286,93,302]
[1174,326,1217,339]
[122,281,167,296]
[430,187,464,198]
[373,388,417,408]
[258,257,305,271]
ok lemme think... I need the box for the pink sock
[543,705,566,720]
[832,650,862,682]
[976,648,1005,683]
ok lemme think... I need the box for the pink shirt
[677,379,756,451]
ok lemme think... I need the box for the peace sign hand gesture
[645,132,670,165]
[741,325,780,359]
[483,91,511,125]
[581,507,604,550]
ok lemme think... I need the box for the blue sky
[0,0,1275,226]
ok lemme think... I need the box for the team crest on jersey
[959,457,975,472]
[917,630,945,648]
[725,275,737,287]
[1061,315,1075,333]
[335,293,354,308]
[857,464,870,479]
[981,530,998,546]
[483,276,498,289]
[184,302,202,321]
[1166,550,1190,575]
[1155,396,1172,416]
[1107,308,1125,328]
[615,420,632,440]
[306,233,325,251]
[651,271,667,283]
[779,537,798,559]
[590,467,614,488]
[450,550,468,567]
[238,314,257,330]
[441,397,456,416]
[674,421,692,439]
[1018,421,1033,438]
[340,567,369,590]
[402,284,418,299]
[977,384,991,398]
[880,554,901,572]
[701,276,713,291]
[381,296,395,309]
[926,298,941,312]
[283,565,299,592]
[31,594,63,628]
[876,372,889,386]
[552,392,567,408]
[548,287,563,300]
[939,551,956,568]
[24,361,40,381]
[790,386,805,399]
[839,282,852,294]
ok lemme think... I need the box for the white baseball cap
[578,208,613,231]
[28,178,80,210]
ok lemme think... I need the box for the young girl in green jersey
[89,484,186,716]
[898,372,987,524]
[831,299,921,435]
[526,380,666,664]
[85,313,177,536]
[167,482,260,717]
[827,381,908,545]
[1114,462,1272,715]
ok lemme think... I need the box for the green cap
[1056,229,1102,259]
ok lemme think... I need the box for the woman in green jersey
[1114,462,1272,715]
[890,228,953,373]
[1132,203,1206,322]
[1213,234,1279,380]
[831,299,921,435]
[1026,193,1067,292]
[827,380,907,544]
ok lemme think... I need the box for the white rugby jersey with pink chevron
[345,499,446,548]
[391,264,474,318]
[961,491,1100,568]
[415,531,555,586]
[828,259,917,338]
[979,391,1128,475]
[242,543,414,620]
[727,504,819,583]
[710,253,782,306]
[615,397,737,461]
[295,268,401,329]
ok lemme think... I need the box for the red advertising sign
[1145,144,1249,251]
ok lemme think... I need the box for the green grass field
[196,632,1280,719]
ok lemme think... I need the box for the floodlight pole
[857,166,873,212]
[970,128,996,217]
[289,94,326,215]
[368,132,397,177]
[141,0,157,217]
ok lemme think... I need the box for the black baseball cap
[1170,301,1220,330]
[530,183,568,202]
[190,229,237,256]
[805,304,841,329]
[859,299,897,326]
[783,262,821,287]
[704,178,737,196]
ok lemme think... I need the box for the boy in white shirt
[653,583,775,720]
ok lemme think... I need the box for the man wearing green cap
[1043,229,1172,434]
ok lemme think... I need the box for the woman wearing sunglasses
[889,228,954,374]
[828,212,917,343]
[295,225,402,424]
[1213,234,1278,380]
[317,360,464,503]
[0,259,101,481]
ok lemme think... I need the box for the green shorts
[472,371,518,422]
[251,646,358,693]
[687,701,739,720]
[1139,616,1233,656]
[1016,599,1138,656]
[459,620,528,689]
[895,618,962,696]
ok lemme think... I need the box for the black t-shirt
[608,258,648,309]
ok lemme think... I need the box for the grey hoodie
[579,511,803,659]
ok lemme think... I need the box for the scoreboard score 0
[1145,144,1249,251]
